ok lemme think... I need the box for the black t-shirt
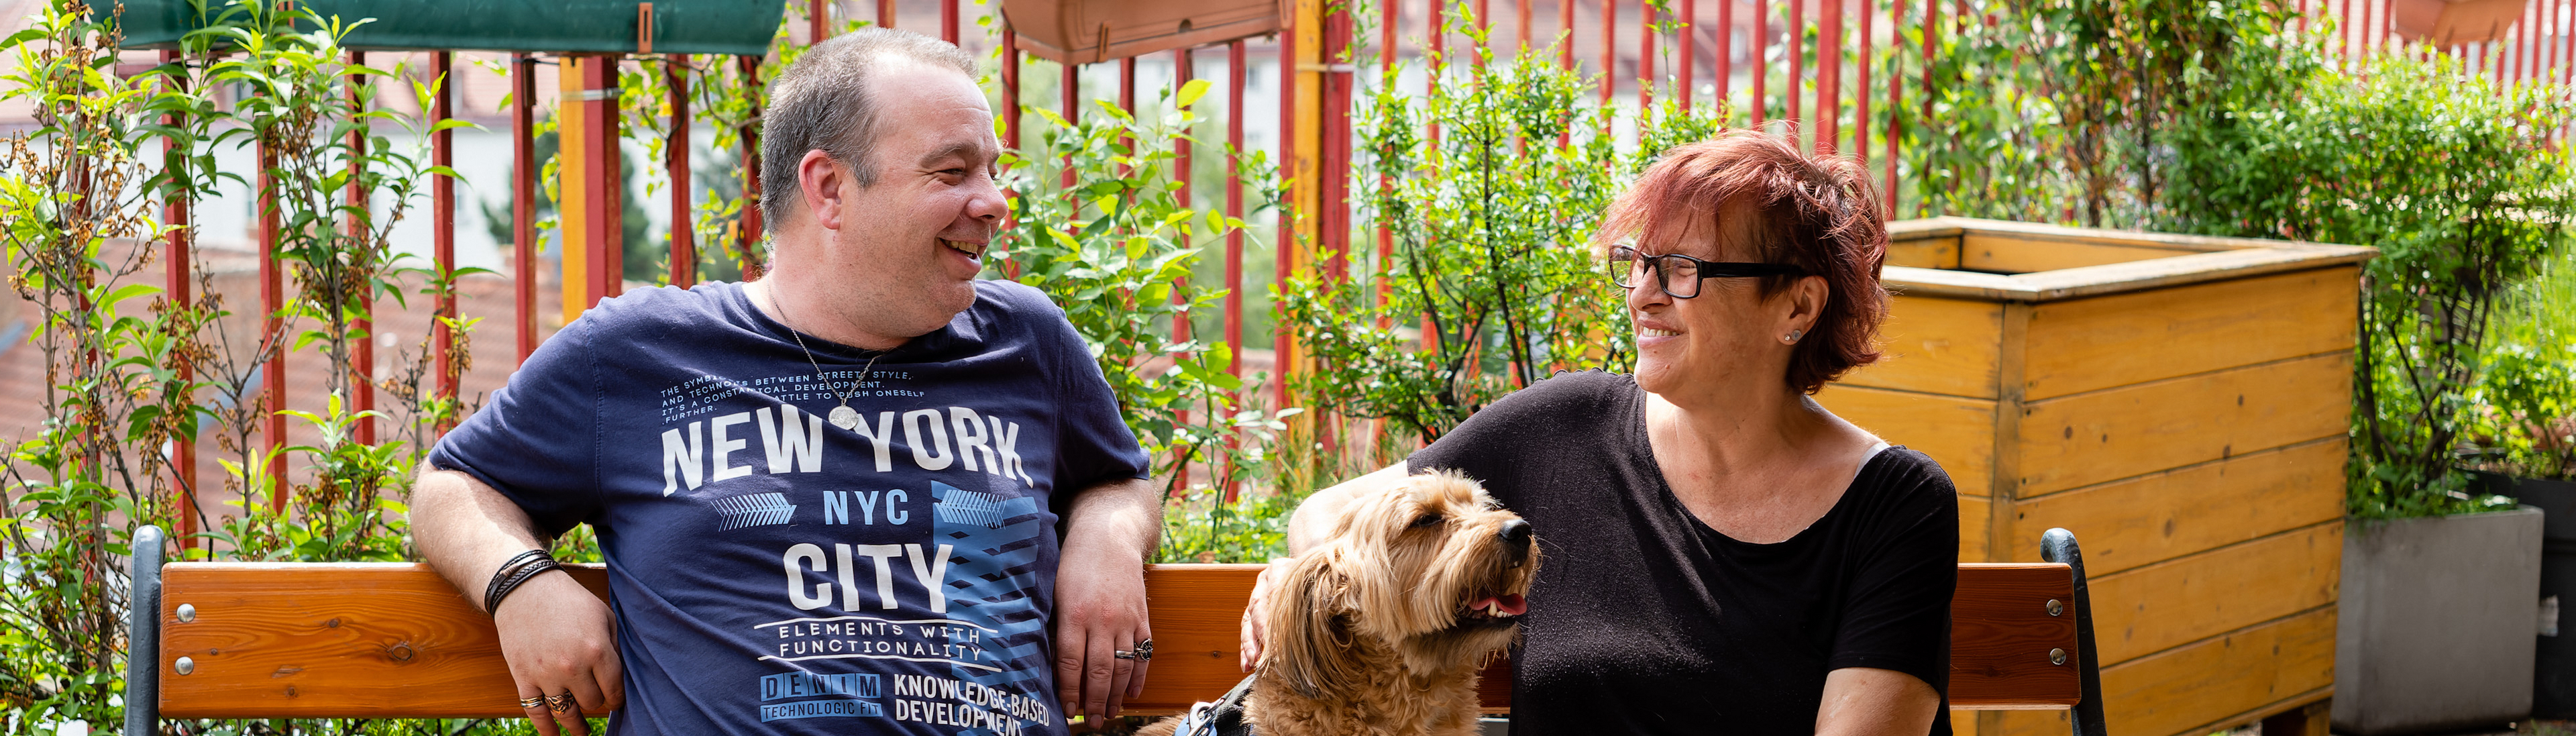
[1405,371,1957,736]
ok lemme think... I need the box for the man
[413,28,1162,736]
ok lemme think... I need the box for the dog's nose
[1499,519,1532,551]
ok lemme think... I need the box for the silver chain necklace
[772,290,883,431]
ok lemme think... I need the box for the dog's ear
[1258,549,1356,699]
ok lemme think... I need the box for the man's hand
[1053,477,1161,725]
[413,468,625,735]
[495,572,625,736]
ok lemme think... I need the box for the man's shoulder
[972,278,1059,317]
[576,282,746,337]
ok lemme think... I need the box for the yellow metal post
[1280,0,1324,451]
[559,58,590,324]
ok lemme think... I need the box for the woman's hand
[1236,557,1294,672]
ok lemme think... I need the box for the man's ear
[797,150,847,231]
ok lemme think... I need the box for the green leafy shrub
[1282,35,1720,447]
[2159,51,2576,517]
[1900,0,2317,227]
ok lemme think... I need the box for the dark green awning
[105,0,785,56]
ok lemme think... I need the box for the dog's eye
[1409,513,1443,529]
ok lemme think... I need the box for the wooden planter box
[1815,217,2374,736]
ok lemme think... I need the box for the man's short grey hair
[759,28,979,226]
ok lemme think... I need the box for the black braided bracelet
[483,549,547,607]
[484,549,559,616]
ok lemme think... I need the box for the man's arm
[1052,475,1161,723]
[413,467,623,736]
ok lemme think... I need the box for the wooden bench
[121,525,2108,735]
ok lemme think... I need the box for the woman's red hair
[1595,130,1890,394]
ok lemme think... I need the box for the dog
[1139,470,1540,736]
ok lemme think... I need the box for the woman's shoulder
[1840,445,1962,532]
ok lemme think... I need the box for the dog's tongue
[1470,594,1529,616]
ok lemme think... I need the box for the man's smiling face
[824,59,1006,338]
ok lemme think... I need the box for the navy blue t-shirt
[429,279,1151,736]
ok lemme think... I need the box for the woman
[1240,131,1959,735]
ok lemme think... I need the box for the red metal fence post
[1602,0,1617,103]
[879,0,895,28]
[259,138,286,507]
[1682,0,1698,107]
[1062,62,1079,190]
[347,50,376,445]
[667,54,697,288]
[1002,29,1022,150]
[1276,3,1299,417]
[1174,46,1196,349]
[1788,0,1803,142]
[432,51,458,422]
[584,56,625,307]
[1753,0,1767,123]
[1325,5,1354,284]
[1224,39,1246,385]
[160,48,198,546]
[811,0,830,41]
[1642,0,1656,110]
[1817,0,1841,154]
[738,55,766,281]
[1720,0,1734,118]
[1562,0,1576,69]
[1865,0,1885,162]
[1885,0,1900,214]
[513,55,537,364]
[943,0,959,43]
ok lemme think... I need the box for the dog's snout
[1499,519,1532,553]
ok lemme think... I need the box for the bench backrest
[142,562,2086,718]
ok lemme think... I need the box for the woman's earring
[1783,329,1804,344]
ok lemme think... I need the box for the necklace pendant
[828,405,861,431]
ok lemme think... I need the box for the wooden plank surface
[1842,296,2006,399]
[1888,235,1964,270]
[158,562,2085,719]
[1815,384,1998,496]
[2084,607,2337,736]
[1948,563,2082,708]
[2021,268,2360,400]
[1959,494,1992,562]
[1894,217,2292,252]
[2006,439,2347,574]
[160,562,602,719]
[1962,233,2204,274]
[1127,564,1262,713]
[2083,522,2343,665]
[2015,352,2352,496]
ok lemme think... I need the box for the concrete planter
[2334,506,2544,735]
[2472,472,2576,717]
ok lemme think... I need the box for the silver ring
[1114,639,1154,661]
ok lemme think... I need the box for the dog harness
[1170,675,1258,736]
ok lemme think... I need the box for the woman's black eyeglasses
[1607,246,1806,299]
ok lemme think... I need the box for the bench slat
[157,562,2078,718]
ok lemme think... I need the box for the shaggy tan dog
[1140,470,1540,736]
